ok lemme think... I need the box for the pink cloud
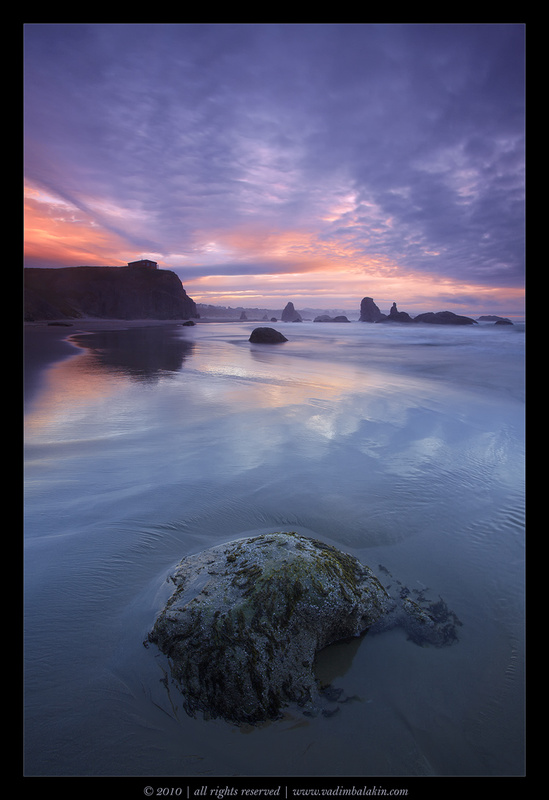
[24,183,525,318]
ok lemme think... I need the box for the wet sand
[24,316,525,777]
[24,318,184,405]
[23,316,281,398]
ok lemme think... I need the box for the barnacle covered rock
[148,532,462,725]
[148,532,392,724]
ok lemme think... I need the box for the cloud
[24,23,525,311]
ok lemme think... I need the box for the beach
[23,317,525,778]
[24,319,187,405]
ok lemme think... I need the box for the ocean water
[23,319,525,778]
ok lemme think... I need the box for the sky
[24,23,525,317]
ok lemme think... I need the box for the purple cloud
[24,23,525,299]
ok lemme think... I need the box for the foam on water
[24,320,525,776]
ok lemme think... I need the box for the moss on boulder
[149,532,391,723]
[148,532,462,725]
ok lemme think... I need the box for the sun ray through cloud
[24,23,525,318]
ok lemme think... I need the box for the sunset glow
[24,24,525,318]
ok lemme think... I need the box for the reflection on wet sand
[70,326,195,381]
[24,325,196,438]
[23,320,525,777]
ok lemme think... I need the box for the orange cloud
[186,266,525,317]
[168,220,524,316]
[24,183,524,318]
[178,222,402,284]
[24,183,133,267]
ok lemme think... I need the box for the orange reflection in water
[24,327,195,441]
[24,347,131,442]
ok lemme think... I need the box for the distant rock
[358,297,483,326]
[240,311,248,320]
[148,532,462,725]
[494,319,514,325]
[281,302,302,322]
[249,327,288,344]
[413,311,477,326]
[24,266,198,321]
[478,315,512,323]
[314,314,351,323]
[379,302,413,323]
[359,297,386,322]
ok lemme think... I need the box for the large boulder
[148,532,462,724]
[148,533,392,724]
[359,297,386,322]
[249,327,288,344]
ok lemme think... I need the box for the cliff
[24,266,198,321]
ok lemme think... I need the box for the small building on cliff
[128,259,158,270]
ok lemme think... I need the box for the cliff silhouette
[24,266,198,321]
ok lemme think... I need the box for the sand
[24,315,525,776]
[23,318,184,405]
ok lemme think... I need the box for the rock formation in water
[413,311,477,326]
[314,314,351,322]
[249,327,288,343]
[359,297,386,322]
[24,266,198,321]
[380,302,414,323]
[359,297,478,326]
[478,315,513,325]
[148,532,462,725]
[281,302,302,322]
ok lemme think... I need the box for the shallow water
[23,320,525,777]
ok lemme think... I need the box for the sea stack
[281,302,302,322]
[382,302,413,323]
[413,311,477,326]
[359,297,386,322]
